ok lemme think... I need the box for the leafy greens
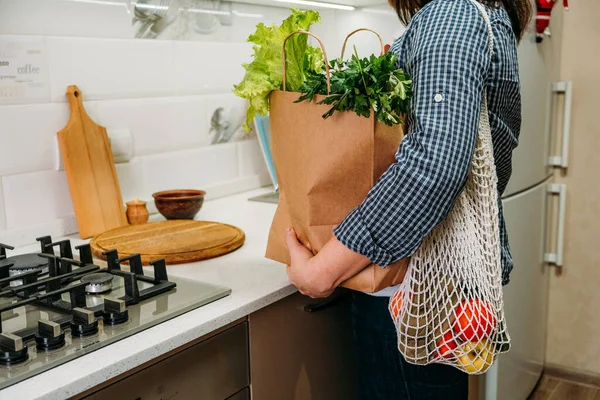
[233,9,323,131]
[296,48,412,126]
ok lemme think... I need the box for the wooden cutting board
[90,220,245,265]
[58,85,127,239]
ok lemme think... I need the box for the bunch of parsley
[296,48,412,126]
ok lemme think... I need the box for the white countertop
[0,188,295,400]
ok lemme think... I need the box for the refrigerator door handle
[544,183,567,266]
[548,81,573,169]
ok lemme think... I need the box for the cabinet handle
[548,81,573,169]
[544,183,567,266]
[303,287,350,312]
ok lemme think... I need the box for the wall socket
[55,128,133,170]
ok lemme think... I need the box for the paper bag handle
[282,30,331,94]
[340,28,385,60]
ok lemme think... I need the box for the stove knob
[35,320,66,351]
[102,297,129,326]
[0,333,28,365]
[70,308,99,338]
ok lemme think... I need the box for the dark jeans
[351,291,468,400]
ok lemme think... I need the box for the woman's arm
[334,1,492,266]
[287,1,494,297]
[286,229,370,298]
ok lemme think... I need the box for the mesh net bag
[388,1,510,375]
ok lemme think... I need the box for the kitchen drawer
[84,322,249,400]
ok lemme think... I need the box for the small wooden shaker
[126,198,149,225]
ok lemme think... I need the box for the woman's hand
[285,228,335,298]
[285,228,372,298]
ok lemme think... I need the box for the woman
[285,0,531,398]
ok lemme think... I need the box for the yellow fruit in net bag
[456,340,495,374]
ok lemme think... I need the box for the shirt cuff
[333,207,395,267]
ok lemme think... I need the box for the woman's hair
[391,0,533,41]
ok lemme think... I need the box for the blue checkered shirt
[333,0,521,285]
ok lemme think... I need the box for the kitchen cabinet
[75,291,358,400]
[248,291,358,400]
[80,321,250,400]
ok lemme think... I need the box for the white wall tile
[326,10,405,55]
[204,93,249,144]
[158,3,289,43]
[238,138,268,177]
[227,4,292,42]
[0,215,78,248]
[47,37,173,102]
[0,35,51,105]
[96,98,171,157]
[174,96,211,147]
[2,170,74,230]
[0,101,100,176]
[0,0,290,43]
[172,42,252,95]
[138,142,239,197]
[115,158,144,204]
[210,143,240,184]
[312,10,405,61]
[0,0,132,39]
[95,96,209,157]
[201,175,272,201]
[0,103,67,175]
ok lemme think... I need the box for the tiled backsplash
[0,0,404,245]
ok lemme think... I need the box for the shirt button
[434,93,444,103]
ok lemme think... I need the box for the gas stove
[0,236,231,390]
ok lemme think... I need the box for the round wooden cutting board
[90,220,245,265]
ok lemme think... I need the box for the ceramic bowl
[152,189,205,220]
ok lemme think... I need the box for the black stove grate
[0,237,176,345]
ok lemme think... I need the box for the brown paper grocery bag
[265,30,409,293]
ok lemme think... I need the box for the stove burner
[0,334,28,366]
[4,254,49,287]
[81,272,114,294]
[1,254,48,272]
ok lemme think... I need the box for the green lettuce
[233,9,323,131]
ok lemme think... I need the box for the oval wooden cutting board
[90,220,245,265]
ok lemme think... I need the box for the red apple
[452,299,497,342]
[437,330,458,359]
[389,290,403,319]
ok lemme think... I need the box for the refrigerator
[479,12,571,400]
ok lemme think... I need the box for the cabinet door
[84,322,249,400]
[485,180,550,400]
[249,292,358,400]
